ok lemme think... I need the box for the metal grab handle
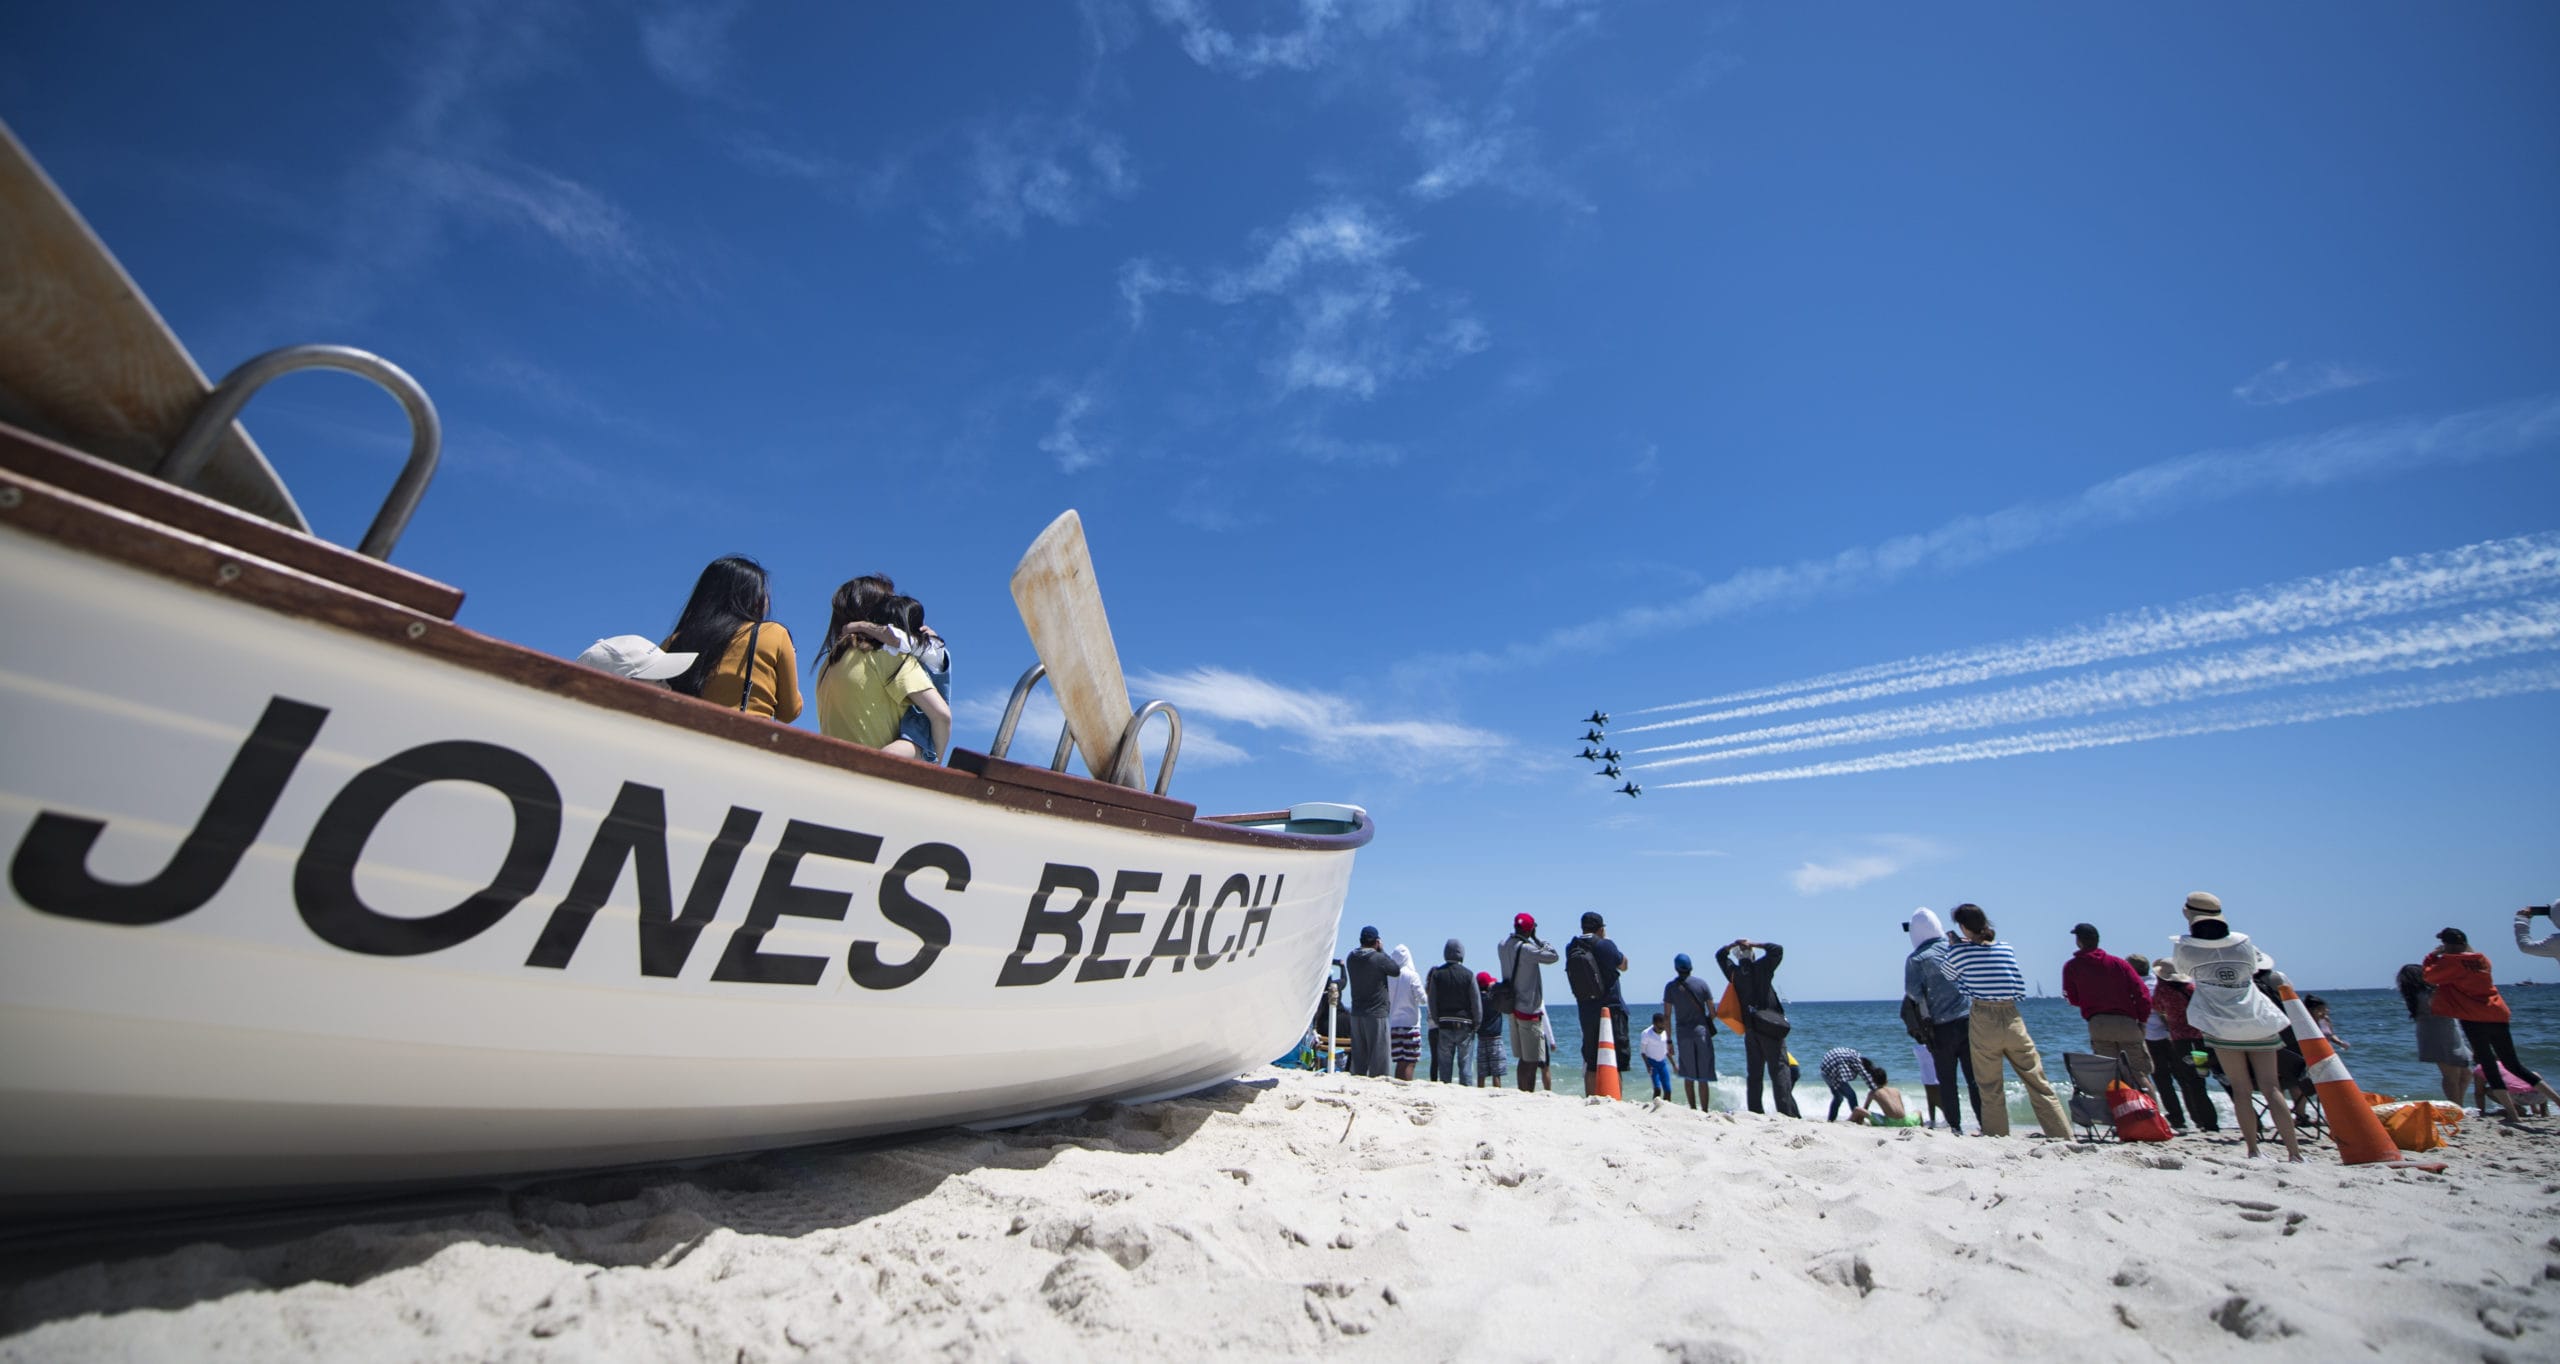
[990,662,1182,795]
[1107,698,1183,796]
[990,662,1050,761]
[159,344,442,560]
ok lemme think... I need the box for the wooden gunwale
[0,422,1371,853]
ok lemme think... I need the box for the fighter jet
[1616,782,1641,798]
[1597,763,1623,779]
[1599,748,1621,764]
[1580,728,1605,744]
[1577,746,1601,762]
[1584,710,1609,727]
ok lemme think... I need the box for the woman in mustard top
[662,555,802,722]
[814,574,949,760]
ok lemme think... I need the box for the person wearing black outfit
[1473,971,1507,1088]
[1343,926,1396,1078]
[1716,938,1800,1117]
[1424,939,1484,1083]
[1571,911,1631,1092]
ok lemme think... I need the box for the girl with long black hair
[2395,961,2473,1108]
[662,555,801,721]
[813,574,949,760]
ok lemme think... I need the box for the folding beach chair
[2062,1051,2133,1141]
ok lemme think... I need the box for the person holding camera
[2515,901,2560,959]
[1715,938,1800,1117]
[1496,913,1560,1092]
[1566,912,1631,1094]
[1945,904,2072,1139]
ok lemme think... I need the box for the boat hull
[0,528,1359,1211]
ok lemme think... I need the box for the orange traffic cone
[1593,1006,1624,1100]
[2274,977,2437,1168]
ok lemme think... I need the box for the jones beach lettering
[6,696,1279,989]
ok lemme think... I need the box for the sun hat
[576,634,695,680]
[2152,959,2187,983]
[2182,891,2222,919]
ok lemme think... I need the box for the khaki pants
[1970,1000,2072,1138]
[2087,1014,2156,1092]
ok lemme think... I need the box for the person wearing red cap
[1473,970,1506,1087]
[1497,913,1559,1091]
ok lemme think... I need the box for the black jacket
[1345,946,1395,1017]
[1715,943,1785,1015]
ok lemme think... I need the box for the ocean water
[1341,986,2560,1123]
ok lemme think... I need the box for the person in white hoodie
[2169,891,2300,1162]
[1388,943,1426,1081]
[2516,902,2560,960]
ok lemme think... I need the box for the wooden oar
[0,120,305,530]
[1010,510,1136,784]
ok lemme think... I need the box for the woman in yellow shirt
[814,574,949,760]
[662,555,802,722]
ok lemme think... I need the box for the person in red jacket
[2424,927,2560,1114]
[2062,924,2159,1104]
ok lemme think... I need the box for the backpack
[2107,1080,2174,1142]
[1900,993,1934,1045]
[1565,937,1605,1003]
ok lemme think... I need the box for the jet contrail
[1619,531,2560,732]
[1631,600,2560,770]
[1651,664,2560,789]
[1414,394,2560,692]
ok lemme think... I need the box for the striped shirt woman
[1940,939,2030,1003]
[1944,904,2071,1138]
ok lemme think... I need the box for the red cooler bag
[2108,1080,2174,1142]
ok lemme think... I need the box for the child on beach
[1641,1013,1673,1100]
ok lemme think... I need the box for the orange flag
[1714,981,1746,1036]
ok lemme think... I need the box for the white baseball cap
[576,635,695,680]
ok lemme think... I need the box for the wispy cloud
[1623,532,2560,729]
[639,0,750,97]
[238,0,673,344]
[1638,848,1729,859]
[961,113,1137,237]
[1398,395,2560,684]
[1125,201,1487,398]
[1790,835,1943,895]
[1131,665,1509,775]
[1403,99,1591,210]
[1038,387,1110,473]
[1633,600,2560,771]
[2234,359,2380,407]
[1662,666,2560,790]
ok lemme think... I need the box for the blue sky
[7,2,2556,998]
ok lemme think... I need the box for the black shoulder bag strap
[737,621,763,712]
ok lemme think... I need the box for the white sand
[5,1071,2557,1362]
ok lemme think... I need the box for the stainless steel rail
[158,345,442,560]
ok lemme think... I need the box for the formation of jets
[1575,710,1638,795]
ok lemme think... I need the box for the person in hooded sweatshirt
[1388,943,1427,1081]
[1715,938,1799,1117]
[1343,928,1396,1078]
[1663,953,1718,1111]
[1425,939,1484,1084]
[1903,908,1980,1134]
[2426,926,2560,1114]
[2169,892,2300,1161]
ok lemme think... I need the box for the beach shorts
[1674,1024,1716,1081]
[1508,1014,1550,1065]
[1477,1032,1505,1075]
[1391,1026,1423,1067]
